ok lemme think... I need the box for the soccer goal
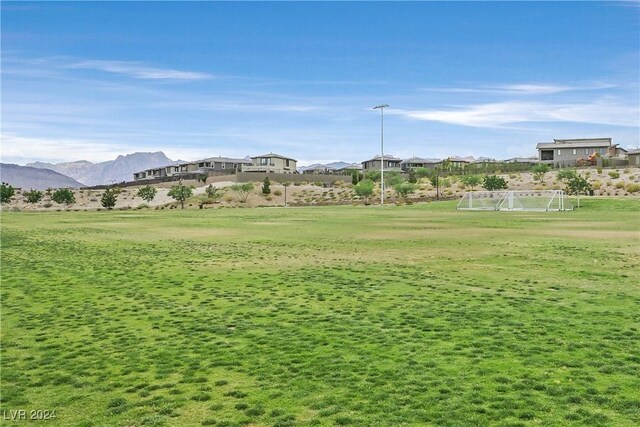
[457,190,572,211]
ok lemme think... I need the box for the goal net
[457,190,571,211]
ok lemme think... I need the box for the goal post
[457,190,572,211]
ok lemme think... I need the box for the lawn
[1,199,639,426]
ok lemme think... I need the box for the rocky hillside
[0,163,85,190]
[27,152,174,186]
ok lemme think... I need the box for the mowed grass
[1,198,639,427]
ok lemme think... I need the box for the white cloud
[423,82,616,95]
[66,60,212,81]
[393,100,639,128]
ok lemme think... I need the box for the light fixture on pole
[373,104,389,205]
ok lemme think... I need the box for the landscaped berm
[1,199,639,426]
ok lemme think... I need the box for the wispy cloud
[66,59,213,81]
[393,100,639,128]
[423,82,616,95]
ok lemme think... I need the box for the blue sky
[2,1,639,166]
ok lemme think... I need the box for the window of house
[221,163,225,169]
[600,148,606,155]
[260,158,269,165]
[572,149,577,155]
[286,159,290,167]
[557,149,562,156]
[199,162,204,167]
[585,149,589,155]
[174,167,179,172]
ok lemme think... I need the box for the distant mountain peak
[24,151,174,186]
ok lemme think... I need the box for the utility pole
[373,104,389,205]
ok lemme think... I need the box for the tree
[566,174,592,208]
[1,182,15,203]
[24,189,44,204]
[354,179,375,204]
[407,168,418,184]
[393,182,416,203]
[460,174,482,190]
[231,182,254,203]
[52,188,76,206]
[532,163,550,183]
[168,180,194,209]
[137,185,157,202]
[262,177,271,195]
[100,188,117,210]
[483,175,508,191]
[197,173,208,184]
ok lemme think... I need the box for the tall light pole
[373,104,389,205]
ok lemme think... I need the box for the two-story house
[244,153,297,174]
[536,138,613,167]
[361,155,403,172]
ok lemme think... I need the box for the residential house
[626,149,640,167]
[400,157,441,172]
[244,153,297,174]
[447,156,473,169]
[536,138,614,167]
[361,155,402,172]
[195,156,252,173]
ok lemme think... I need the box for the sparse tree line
[0,166,602,211]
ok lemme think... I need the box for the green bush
[1,182,15,203]
[626,183,640,193]
[273,190,282,196]
[23,189,44,204]
[354,179,375,204]
[608,171,620,179]
[137,185,157,202]
[52,188,76,206]
[483,175,508,191]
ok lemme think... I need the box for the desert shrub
[364,170,381,182]
[273,189,282,196]
[483,175,508,191]
[385,171,404,187]
[43,202,53,208]
[608,171,620,179]
[23,189,44,204]
[460,175,482,190]
[1,182,15,203]
[626,183,640,193]
[52,189,76,205]
[533,164,550,183]
[265,196,272,201]
[393,182,416,202]
[408,168,418,184]
[137,185,157,202]
[592,181,601,190]
[231,183,254,203]
[205,184,223,200]
[615,181,625,189]
[597,167,603,174]
[441,178,451,188]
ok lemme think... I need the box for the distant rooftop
[251,153,297,161]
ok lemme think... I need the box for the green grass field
[1,199,639,426]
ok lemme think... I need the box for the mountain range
[0,163,85,190]
[27,152,174,186]
[298,161,352,172]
